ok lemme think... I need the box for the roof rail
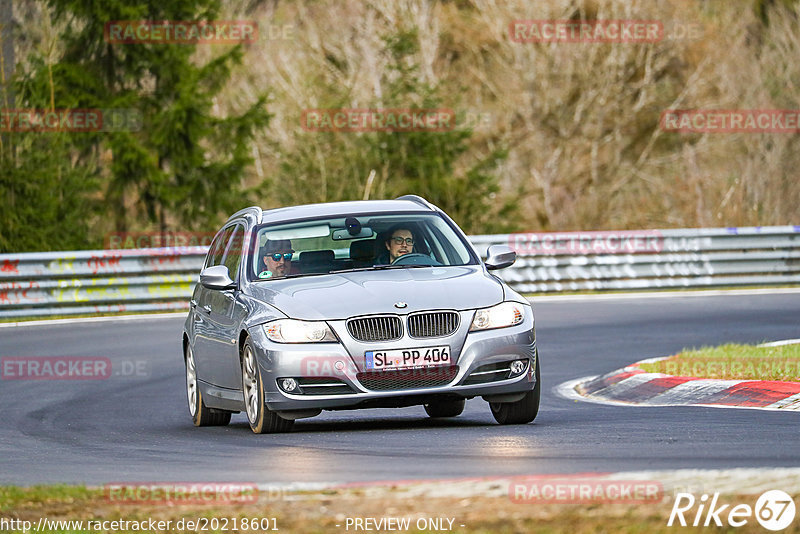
[395,195,435,210]
[228,206,263,224]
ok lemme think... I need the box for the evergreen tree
[0,133,100,252]
[1,51,101,252]
[1,0,269,252]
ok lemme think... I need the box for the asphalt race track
[1,291,798,485]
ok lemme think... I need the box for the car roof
[255,199,435,225]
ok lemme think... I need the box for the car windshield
[249,212,477,281]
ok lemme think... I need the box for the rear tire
[186,344,231,427]
[424,398,465,418]
[490,357,540,425]
[242,339,294,434]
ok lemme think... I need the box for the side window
[204,227,233,269]
[222,225,245,282]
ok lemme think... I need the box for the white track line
[759,339,800,347]
[766,392,800,410]
[529,287,800,302]
[0,312,186,328]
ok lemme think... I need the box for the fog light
[280,378,298,392]
[510,360,526,377]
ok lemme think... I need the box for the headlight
[263,319,337,343]
[469,302,526,332]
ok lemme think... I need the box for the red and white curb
[557,344,800,412]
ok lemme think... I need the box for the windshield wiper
[258,272,331,280]
[329,264,433,274]
[284,272,336,279]
[257,265,437,278]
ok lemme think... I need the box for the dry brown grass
[5,484,798,533]
[216,0,800,231]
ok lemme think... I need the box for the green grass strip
[638,343,800,381]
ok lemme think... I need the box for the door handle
[203,305,212,314]
[190,299,198,308]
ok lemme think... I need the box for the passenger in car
[259,239,294,279]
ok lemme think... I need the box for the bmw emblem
[394,302,408,309]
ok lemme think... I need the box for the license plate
[365,346,451,371]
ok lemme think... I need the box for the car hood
[246,266,504,320]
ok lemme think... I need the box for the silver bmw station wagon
[182,195,539,433]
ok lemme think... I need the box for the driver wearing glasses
[385,226,415,263]
[259,239,294,279]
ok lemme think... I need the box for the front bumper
[249,315,537,413]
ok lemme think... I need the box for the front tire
[424,398,465,418]
[242,339,294,434]
[490,357,541,425]
[186,344,231,427]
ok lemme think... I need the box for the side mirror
[485,245,516,271]
[200,265,236,290]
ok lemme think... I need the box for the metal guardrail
[0,226,798,319]
[472,225,800,293]
[0,248,207,318]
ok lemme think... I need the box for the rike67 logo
[668,490,796,531]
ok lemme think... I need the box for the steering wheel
[391,253,441,266]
